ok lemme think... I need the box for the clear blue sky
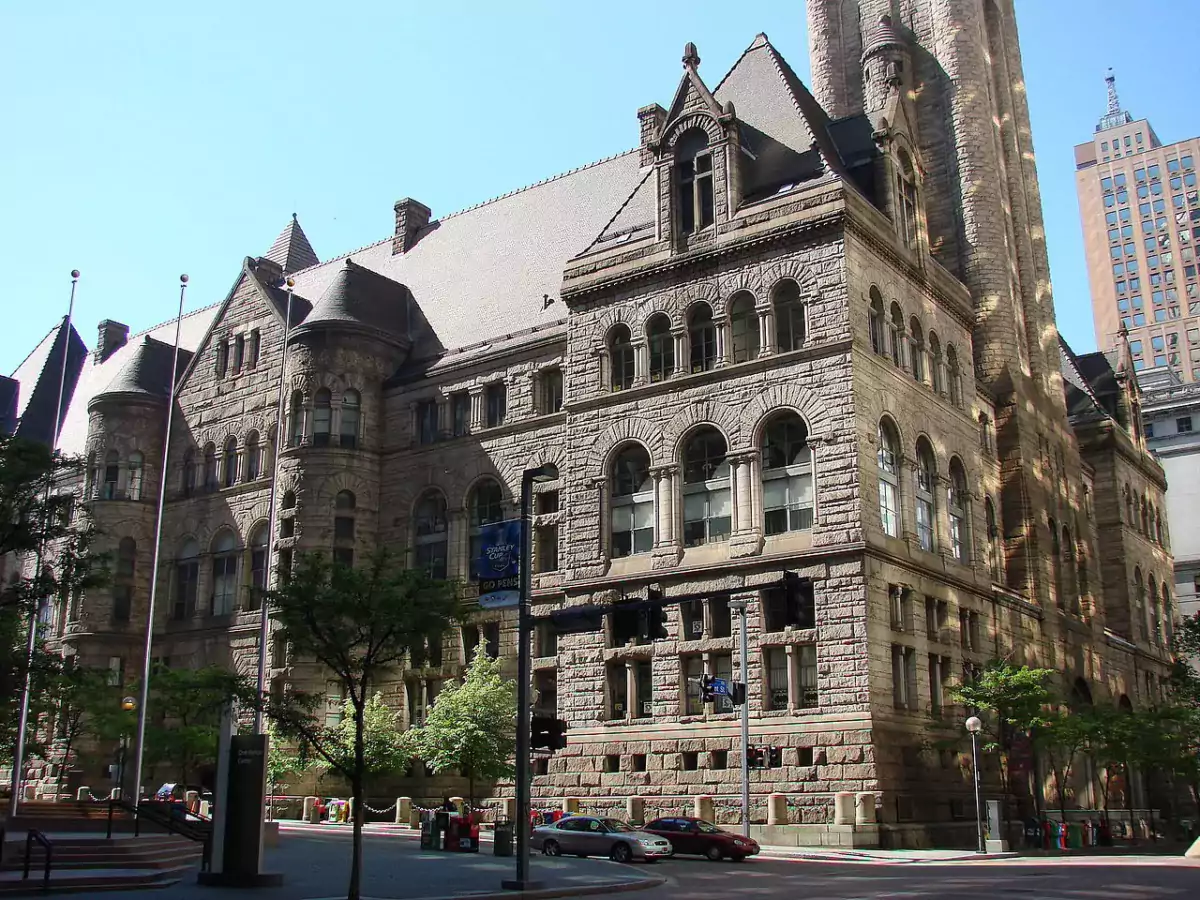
[3,1,1197,374]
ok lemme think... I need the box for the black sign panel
[224,734,266,877]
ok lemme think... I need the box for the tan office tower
[1076,71,1200,380]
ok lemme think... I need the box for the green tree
[1035,710,1092,823]
[264,549,457,900]
[1080,705,1136,819]
[407,648,517,808]
[44,665,125,797]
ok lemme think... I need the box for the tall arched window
[468,480,504,578]
[897,150,919,247]
[675,127,713,236]
[1149,579,1161,646]
[1133,567,1146,642]
[211,530,239,615]
[761,413,813,535]
[112,537,136,623]
[728,292,759,363]
[682,427,731,546]
[102,450,119,500]
[174,539,200,620]
[978,413,993,455]
[946,345,963,406]
[647,315,674,382]
[202,443,218,492]
[928,332,944,394]
[222,437,238,488]
[334,490,357,567]
[249,522,268,609]
[1140,497,1149,535]
[1154,509,1164,545]
[611,446,654,558]
[1049,517,1062,604]
[773,280,805,352]
[127,451,144,501]
[947,458,970,563]
[688,303,717,373]
[313,388,332,447]
[289,390,304,447]
[889,303,906,368]
[608,325,635,391]
[413,492,448,580]
[985,498,1002,582]
[914,439,937,553]
[877,419,901,537]
[869,287,886,356]
[1161,580,1173,647]
[341,390,361,448]
[909,318,925,382]
[182,449,196,496]
[1063,525,1078,614]
[1123,483,1133,524]
[245,431,262,480]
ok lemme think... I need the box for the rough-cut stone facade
[20,3,1176,845]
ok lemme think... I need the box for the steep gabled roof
[1060,335,1119,423]
[9,316,87,447]
[265,214,319,275]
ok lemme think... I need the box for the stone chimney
[96,320,129,363]
[393,198,432,255]
[254,256,284,285]
[637,104,666,167]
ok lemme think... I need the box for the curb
[416,875,667,900]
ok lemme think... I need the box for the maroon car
[642,817,760,861]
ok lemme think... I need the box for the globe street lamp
[966,715,984,853]
[118,696,137,800]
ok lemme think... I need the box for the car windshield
[601,819,635,833]
[696,820,722,834]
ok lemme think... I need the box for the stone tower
[808,0,1071,605]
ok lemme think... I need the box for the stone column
[833,792,855,825]
[855,793,877,825]
[304,796,318,822]
[396,797,412,825]
[625,661,637,721]
[785,644,799,712]
[672,327,687,375]
[734,456,753,533]
[758,304,775,356]
[714,320,726,367]
[695,795,714,822]
[596,348,610,392]
[627,796,645,824]
[633,340,648,386]
[469,388,484,431]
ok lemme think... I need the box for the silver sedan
[533,816,674,863]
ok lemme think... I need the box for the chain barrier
[363,802,398,815]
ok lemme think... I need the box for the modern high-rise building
[1075,71,1200,380]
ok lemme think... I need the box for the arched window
[468,480,504,578]
[112,537,136,623]
[211,530,239,615]
[877,419,901,537]
[341,390,360,448]
[869,287,886,356]
[413,492,448,580]
[182,449,196,497]
[1123,483,1133,525]
[1149,579,1161,646]
[928,332,944,394]
[1161,580,1173,647]
[202,443,218,492]
[978,413,993,455]
[946,345,963,406]
[914,439,937,553]
[222,437,238,488]
[313,388,332,447]
[761,413,813,535]
[1133,567,1146,642]
[985,498,1002,582]
[947,458,970,563]
[728,292,760,363]
[675,127,713,236]
[127,451,144,501]
[1049,517,1062,604]
[682,427,731,546]
[889,302,905,368]
[1140,497,1149,535]
[688,303,717,373]
[245,431,261,481]
[1154,509,1164,545]
[1063,526,1078,614]
[174,539,200,620]
[897,150,919,247]
[334,490,357,567]
[647,315,674,382]
[1077,548,1090,607]
[288,390,304,447]
[611,446,654,558]
[282,490,296,511]
[249,522,268,609]
[773,280,805,352]
[608,325,635,391]
[909,318,925,382]
[102,450,119,500]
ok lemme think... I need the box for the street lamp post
[727,598,751,837]
[503,464,555,892]
[117,696,136,800]
[966,715,985,853]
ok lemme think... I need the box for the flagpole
[256,276,295,734]
[7,270,80,818]
[129,274,188,802]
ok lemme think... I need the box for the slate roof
[294,259,412,344]
[90,335,193,405]
[1059,335,1120,423]
[265,214,319,274]
[8,317,88,447]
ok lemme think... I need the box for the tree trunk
[1123,759,1137,845]
[57,729,75,800]
[347,702,366,900]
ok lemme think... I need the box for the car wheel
[705,845,724,861]
[610,842,633,863]
[730,855,746,863]
[542,840,561,857]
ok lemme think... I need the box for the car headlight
[733,840,747,847]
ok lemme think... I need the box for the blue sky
[3,1,1196,374]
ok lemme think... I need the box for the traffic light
[768,746,783,769]
[746,746,766,769]
[699,674,715,704]
[531,715,569,752]
[729,682,746,706]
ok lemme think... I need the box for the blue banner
[477,519,523,609]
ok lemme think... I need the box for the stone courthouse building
[10,1,1178,844]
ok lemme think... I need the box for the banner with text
[477,519,523,609]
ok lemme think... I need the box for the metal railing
[24,829,52,888]
[107,798,212,872]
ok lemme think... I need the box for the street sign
[709,677,730,697]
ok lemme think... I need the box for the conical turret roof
[265,214,319,275]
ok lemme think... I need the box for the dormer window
[676,128,714,236]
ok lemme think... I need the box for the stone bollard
[200,800,211,818]
[109,787,121,802]
[76,787,90,802]
[694,795,714,822]
[563,797,580,815]
[503,797,517,821]
[303,796,318,823]
[449,796,465,816]
[627,796,645,824]
[396,797,412,825]
[833,792,855,826]
[348,798,357,824]
[855,792,877,825]
[409,806,421,829]
[767,794,788,826]
[22,785,37,801]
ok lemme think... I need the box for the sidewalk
[759,846,1017,864]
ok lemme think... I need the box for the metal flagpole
[129,275,189,802]
[8,270,80,817]
[256,277,295,733]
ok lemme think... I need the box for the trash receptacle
[1067,822,1083,849]
[494,820,514,857]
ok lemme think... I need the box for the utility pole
[728,597,751,837]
